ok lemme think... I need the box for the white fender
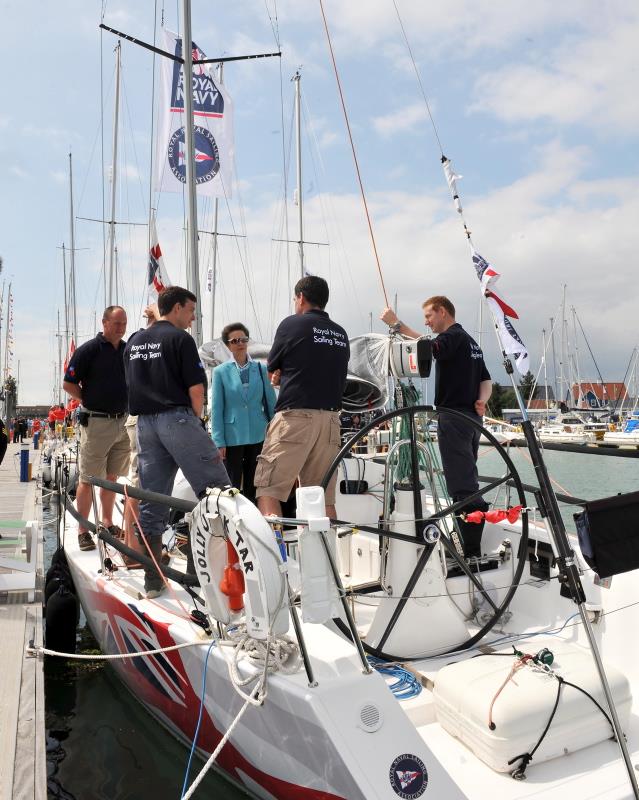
[190,488,289,640]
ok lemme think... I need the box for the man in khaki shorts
[255,276,349,519]
[63,306,130,550]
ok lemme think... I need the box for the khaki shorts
[125,414,139,488]
[79,415,130,482]
[254,409,342,505]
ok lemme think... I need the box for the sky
[1,0,638,406]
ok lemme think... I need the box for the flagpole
[182,0,203,348]
[107,42,121,307]
[209,62,223,342]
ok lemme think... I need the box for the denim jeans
[137,407,229,539]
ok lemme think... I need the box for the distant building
[17,405,51,418]
[570,382,628,409]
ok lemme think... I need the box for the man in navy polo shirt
[63,306,130,551]
[255,275,350,520]
[124,286,229,598]
[380,296,492,558]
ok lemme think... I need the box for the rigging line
[253,0,289,333]
[121,77,148,213]
[301,92,364,325]
[218,173,264,341]
[391,2,476,248]
[270,97,295,334]
[100,9,107,310]
[612,346,636,415]
[318,0,390,308]
[574,308,607,395]
[392,0,444,157]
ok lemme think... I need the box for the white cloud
[373,102,428,138]
[470,12,639,134]
[9,165,29,179]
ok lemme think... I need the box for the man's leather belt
[85,410,126,419]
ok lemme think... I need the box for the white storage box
[433,639,631,773]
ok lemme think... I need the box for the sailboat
[52,5,639,800]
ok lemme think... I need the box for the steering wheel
[321,405,529,660]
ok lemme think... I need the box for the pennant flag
[63,338,76,375]
[154,29,234,198]
[147,219,172,299]
[471,249,530,375]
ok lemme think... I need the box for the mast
[56,311,62,405]
[2,282,11,383]
[293,70,304,279]
[549,317,558,405]
[61,244,69,357]
[182,0,203,347]
[208,62,223,341]
[542,327,549,421]
[68,154,78,345]
[559,286,567,406]
[572,306,582,409]
[107,41,121,307]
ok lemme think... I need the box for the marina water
[43,447,636,799]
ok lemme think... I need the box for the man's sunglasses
[228,336,249,345]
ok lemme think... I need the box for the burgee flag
[63,338,76,375]
[472,249,530,375]
[147,219,172,299]
[155,29,234,198]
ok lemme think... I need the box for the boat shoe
[144,537,166,599]
[78,531,96,551]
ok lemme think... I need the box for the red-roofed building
[570,382,629,408]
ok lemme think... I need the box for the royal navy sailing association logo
[389,754,428,798]
[167,125,220,185]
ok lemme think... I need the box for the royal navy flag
[155,29,234,198]
[147,219,172,299]
[63,338,76,375]
[472,249,530,375]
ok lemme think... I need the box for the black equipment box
[574,490,639,578]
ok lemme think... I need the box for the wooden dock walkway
[0,441,46,800]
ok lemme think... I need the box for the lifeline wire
[318,0,390,307]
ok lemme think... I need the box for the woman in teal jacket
[211,323,277,503]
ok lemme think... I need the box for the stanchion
[19,444,29,482]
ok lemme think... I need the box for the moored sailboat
[47,5,639,800]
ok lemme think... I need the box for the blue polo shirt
[64,333,127,414]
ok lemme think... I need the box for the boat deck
[0,441,46,800]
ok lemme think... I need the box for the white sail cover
[343,334,390,411]
[155,29,234,198]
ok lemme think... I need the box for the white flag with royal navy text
[154,29,234,198]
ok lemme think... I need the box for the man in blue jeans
[124,286,229,597]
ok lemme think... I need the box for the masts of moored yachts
[542,327,549,420]
[208,62,223,342]
[68,156,77,345]
[107,41,121,307]
[182,0,203,348]
[293,70,304,279]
